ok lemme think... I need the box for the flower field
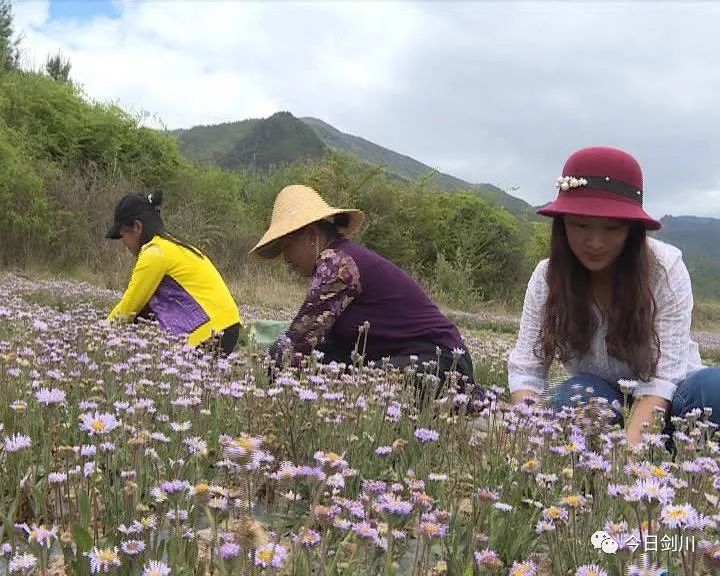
[0,274,719,576]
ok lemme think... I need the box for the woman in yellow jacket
[106,191,242,355]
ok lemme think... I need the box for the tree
[45,52,72,83]
[0,0,20,72]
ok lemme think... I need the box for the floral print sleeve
[270,249,361,361]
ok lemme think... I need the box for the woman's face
[119,221,143,257]
[280,226,318,277]
[564,215,631,274]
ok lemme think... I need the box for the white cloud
[14,1,425,127]
[8,0,720,217]
[13,0,50,29]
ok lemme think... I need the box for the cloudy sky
[12,0,720,218]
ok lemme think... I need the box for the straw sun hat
[249,185,365,259]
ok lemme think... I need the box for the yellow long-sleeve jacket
[108,236,242,346]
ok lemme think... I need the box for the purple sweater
[274,238,464,361]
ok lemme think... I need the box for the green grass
[702,348,720,367]
[694,299,720,331]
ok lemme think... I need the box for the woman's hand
[626,395,670,445]
[511,390,540,405]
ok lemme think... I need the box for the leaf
[2,497,18,542]
[78,489,90,526]
[72,525,93,553]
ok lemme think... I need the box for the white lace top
[508,238,703,401]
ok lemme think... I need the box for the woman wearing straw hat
[106,190,243,355]
[250,184,475,387]
[508,146,720,444]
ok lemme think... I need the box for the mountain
[171,112,325,170]
[300,117,535,217]
[656,216,720,261]
[655,216,720,298]
[172,112,537,218]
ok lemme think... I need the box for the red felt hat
[537,146,661,230]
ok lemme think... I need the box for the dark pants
[317,340,476,397]
[550,368,720,434]
[200,323,241,357]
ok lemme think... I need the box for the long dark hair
[535,217,660,380]
[126,191,204,259]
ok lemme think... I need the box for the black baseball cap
[105,192,162,239]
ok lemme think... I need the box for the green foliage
[178,113,539,218]
[655,215,720,299]
[432,248,479,309]
[0,121,49,264]
[3,65,717,311]
[218,111,326,170]
[45,51,72,83]
[0,0,19,72]
[0,72,183,183]
[410,191,526,301]
[172,119,259,164]
[176,111,327,172]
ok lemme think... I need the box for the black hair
[313,213,351,240]
[124,190,205,258]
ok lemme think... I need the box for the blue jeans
[551,368,720,429]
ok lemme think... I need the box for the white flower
[555,176,589,190]
[617,379,639,394]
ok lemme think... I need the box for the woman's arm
[108,243,168,321]
[627,254,694,443]
[508,261,549,404]
[269,249,361,361]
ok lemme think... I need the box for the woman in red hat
[508,146,719,445]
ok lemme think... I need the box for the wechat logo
[591,531,619,554]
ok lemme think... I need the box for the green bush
[0,69,547,307]
[0,121,49,263]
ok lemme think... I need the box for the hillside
[170,115,720,298]
[300,117,535,217]
[172,112,326,170]
[173,112,538,218]
[656,216,720,261]
[656,215,720,299]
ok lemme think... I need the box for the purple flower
[120,540,145,556]
[660,503,699,529]
[218,542,240,559]
[22,523,58,548]
[509,561,537,576]
[85,546,121,574]
[254,543,288,569]
[385,402,402,422]
[362,480,387,495]
[375,446,392,457]
[633,479,675,505]
[35,387,66,405]
[4,434,31,453]
[418,521,447,540]
[377,493,414,516]
[414,428,439,444]
[575,566,608,576]
[183,437,207,455]
[143,560,171,575]
[352,522,379,541]
[80,412,120,436]
[299,529,321,548]
[8,552,37,574]
[474,549,502,569]
[83,461,99,478]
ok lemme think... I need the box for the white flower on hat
[555,176,588,191]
